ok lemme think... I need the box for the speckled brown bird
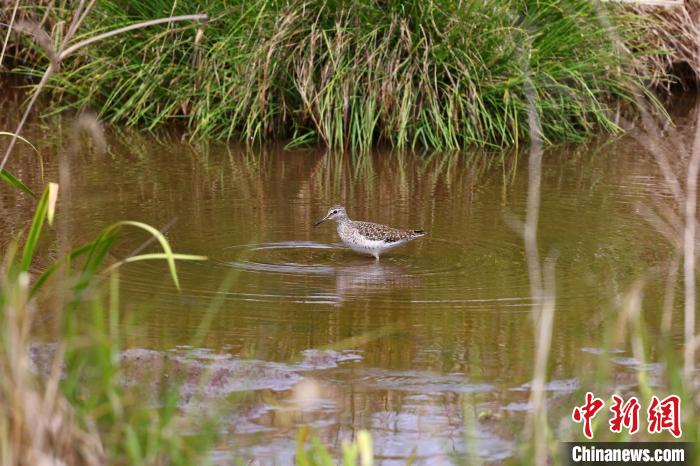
[313,205,426,259]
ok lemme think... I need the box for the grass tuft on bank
[5,0,658,150]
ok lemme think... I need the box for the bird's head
[313,205,347,226]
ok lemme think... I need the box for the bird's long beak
[313,215,329,227]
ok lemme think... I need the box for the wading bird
[313,205,426,260]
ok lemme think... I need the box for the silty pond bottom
[0,107,691,464]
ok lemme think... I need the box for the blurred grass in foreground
[0,182,215,465]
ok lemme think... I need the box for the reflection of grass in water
[305,149,515,215]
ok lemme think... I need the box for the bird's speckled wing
[351,221,425,243]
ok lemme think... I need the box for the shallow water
[0,100,692,463]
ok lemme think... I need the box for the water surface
[0,103,688,464]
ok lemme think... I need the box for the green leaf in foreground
[103,252,207,274]
[0,169,35,197]
[31,223,206,297]
[0,131,40,197]
[116,221,189,290]
[20,182,58,272]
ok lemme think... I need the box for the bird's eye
[331,210,338,214]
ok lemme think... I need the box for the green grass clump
[16,0,653,150]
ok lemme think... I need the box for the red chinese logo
[572,393,682,439]
[572,392,605,439]
[647,395,682,438]
[609,395,640,434]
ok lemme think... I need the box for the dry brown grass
[0,258,105,466]
[627,0,700,88]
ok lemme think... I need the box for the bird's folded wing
[353,221,416,243]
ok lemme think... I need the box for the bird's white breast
[337,222,403,255]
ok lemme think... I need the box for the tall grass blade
[46,181,58,226]
[0,169,35,197]
[0,131,39,152]
[115,221,188,290]
[0,131,39,196]
[103,252,207,273]
[31,243,93,296]
[20,182,57,272]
